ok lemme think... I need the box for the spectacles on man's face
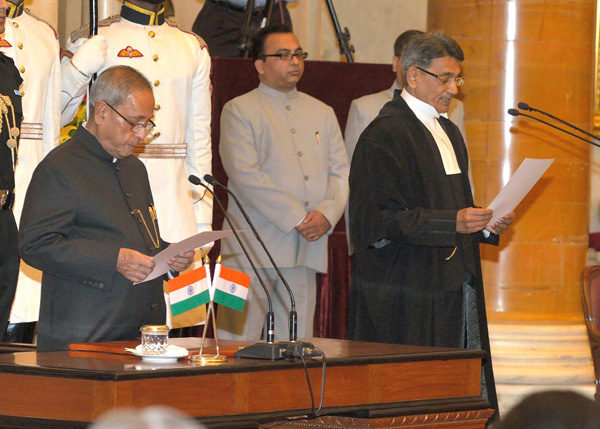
[105,102,156,133]
[262,51,308,61]
[416,66,465,87]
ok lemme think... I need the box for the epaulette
[166,20,208,51]
[24,8,58,40]
[70,15,122,44]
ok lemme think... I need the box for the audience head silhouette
[496,390,600,429]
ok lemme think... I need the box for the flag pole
[192,257,227,364]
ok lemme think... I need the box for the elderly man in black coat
[348,31,515,418]
[19,66,195,352]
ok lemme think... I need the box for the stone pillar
[428,0,596,413]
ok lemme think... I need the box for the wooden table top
[0,337,485,381]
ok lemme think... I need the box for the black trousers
[192,0,292,58]
[0,210,19,342]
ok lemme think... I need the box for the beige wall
[175,0,426,64]
[35,0,426,65]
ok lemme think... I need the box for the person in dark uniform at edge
[0,0,23,342]
[2,0,62,344]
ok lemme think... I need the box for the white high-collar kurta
[1,9,61,323]
[220,83,349,273]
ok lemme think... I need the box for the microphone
[189,175,284,359]
[507,109,600,149]
[204,174,315,356]
[203,174,300,341]
[517,101,599,141]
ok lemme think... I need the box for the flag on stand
[168,264,210,328]
[212,263,250,312]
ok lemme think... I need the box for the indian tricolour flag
[212,263,250,312]
[168,265,210,328]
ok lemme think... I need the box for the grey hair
[88,65,152,115]
[401,31,464,83]
[393,30,425,57]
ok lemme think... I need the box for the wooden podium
[0,338,493,428]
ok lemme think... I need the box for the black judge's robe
[348,94,500,415]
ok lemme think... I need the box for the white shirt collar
[400,88,461,175]
[401,89,448,126]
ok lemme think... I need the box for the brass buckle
[0,190,10,209]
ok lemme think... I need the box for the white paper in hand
[135,230,238,284]
[487,158,553,225]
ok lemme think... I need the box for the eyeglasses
[105,102,156,133]
[262,51,308,61]
[416,66,465,87]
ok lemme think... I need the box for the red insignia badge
[117,46,143,59]
[0,39,13,48]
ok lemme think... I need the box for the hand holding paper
[167,248,195,273]
[485,211,515,235]
[457,207,493,234]
[117,248,155,283]
[133,230,236,284]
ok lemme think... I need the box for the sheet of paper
[487,158,553,225]
[136,230,238,284]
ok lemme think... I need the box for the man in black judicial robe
[348,31,514,418]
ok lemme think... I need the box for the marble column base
[489,322,596,414]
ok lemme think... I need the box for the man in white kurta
[0,1,61,341]
[218,24,349,340]
[344,30,468,254]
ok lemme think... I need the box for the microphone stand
[324,0,354,62]
[262,0,275,28]
[204,174,299,340]
[189,176,284,360]
[507,108,600,149]
[204,175,316,358]
[239,0,256,58]
[518,101,599,142]
[239,0,275,58]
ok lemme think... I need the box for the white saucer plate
[126,345,189,362]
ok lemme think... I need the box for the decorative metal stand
[325,0,354,62]
[238,0,355,62]
[191,300,228,365]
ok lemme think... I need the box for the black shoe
[4,322,37,343]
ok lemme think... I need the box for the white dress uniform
[0,5,61,324]
[61,3,213,245]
